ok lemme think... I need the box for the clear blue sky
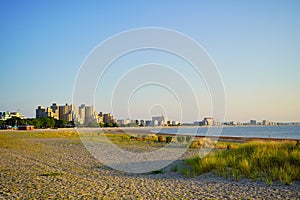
[0,0,299,122]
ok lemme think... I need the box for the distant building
[0,111,25,120]
[203,117,214,126]
[172,121,180,126]
[97,112,104,124]
[50,103,59,120]
[84,105,97,124]
[116,119,123,126]
[145,120,152,126]
[168,120,180,126]
[36,106,48,118]
[262,120,269,126]
[59,103,75,122]
[78,104,86,124]
[0,112,9,120]
[117,118,132,126]
[194,121,204,126]
[36,104,59,119]
[35,102,120,126]
[46,107,54,118]
[103,113,115,124]
[152,115,167,126]
[230,121,238,126]
[36,103,70,121]
[250,120,257,125]
[194,117,215,126]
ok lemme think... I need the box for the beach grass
[182,141,300,185]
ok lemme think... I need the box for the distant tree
[25,119,34,126]
[104,122,118,127]
[5,117,20,126]
[104,122,112,127]
[158,135,163,143]
[66,121,75,128]
[43,117,55,128]
[32,118,43,128]
[126,123,138,127]
[166,136,173,143]
[87,122,99,127]
[55,119,68,128]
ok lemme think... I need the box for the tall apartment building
[103,113,115,124]
[36,103,60,119]
[36,106,48,118]
[97,112,104,124]
[77,105,108,125]
[50,103,59,120]
[84,105,96,124]
[78,104,86,124]
[35,103,116,125]
[59,103,75,122]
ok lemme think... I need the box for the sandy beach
[0,130,299,199]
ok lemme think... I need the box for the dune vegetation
[182,141,300,185]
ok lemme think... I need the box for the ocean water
[155,126,300,139]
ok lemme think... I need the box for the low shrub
[186,136,193,142]
[166,136,173,143]
[190,138,214,148]
[177,136,186,143]
[158,135,163,143]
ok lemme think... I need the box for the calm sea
[154,126,300,140]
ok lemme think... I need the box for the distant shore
[2,126,299,142]
[100,127,300,143]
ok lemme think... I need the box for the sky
[0,0,299,122]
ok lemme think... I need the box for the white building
[152,115,167,126]
[84,105,97,124]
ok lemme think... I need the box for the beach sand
[0,129,299,199]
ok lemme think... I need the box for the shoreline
[2,127,299,142]
[97,127,300,142]
[157,133,299,143]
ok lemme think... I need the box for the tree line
[0,117,118,129]
[0,117,74,129]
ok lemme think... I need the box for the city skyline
[1,102,299,125]
[0,1,299,122]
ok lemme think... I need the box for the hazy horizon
[1,1,299,122]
